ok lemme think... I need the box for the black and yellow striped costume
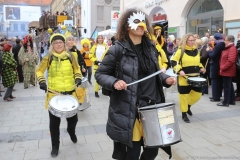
[171,45,204,112]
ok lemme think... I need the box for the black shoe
[24,87,28,89]
[182,112,190,123]
[187,105,192,116]
[88,81,92,85]
[95,92,99,98]
[229,101,235,105]
[210,99,221,102]
[51,148,59,158]
[67,129,77,143]
[209,97,213,99]
[217,102,229,107]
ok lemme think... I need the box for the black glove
[39,83,47,92]
[82,52,86,57]
[94,61,101,65]
[75,78,82,87]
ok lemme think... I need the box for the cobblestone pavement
[0,82,240,160]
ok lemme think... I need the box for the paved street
[0,82,240,160]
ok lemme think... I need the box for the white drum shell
[139,103,181,147]
[78,88,91,111]
[49,95,79,118]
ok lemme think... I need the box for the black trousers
[125,140,159,160]
[211,77,223,100]
[17,65,24,82]
[222,76,235,104]
[48,111,78,149]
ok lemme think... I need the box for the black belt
[48,89,75,95]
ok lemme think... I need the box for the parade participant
[207,33,225,101]
[89,35,108,97]
[217,35,237,106]
[171,33,206,123]
[65,35,86,76]
[18,35,39,89]
[36,33,82,158]
[1,43,17,101]
[12,38,23,83]
[152,23,170,73]
[95,9,176,160]
[80,38,92,84]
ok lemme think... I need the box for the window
[105,0,112,5]
[0,25,3,31]
[188,0,223,17]
[21,24,25,31]
[0,7,3,12]
[13,24,18,31]
[97,6,104,20]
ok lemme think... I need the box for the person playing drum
[171,33,206,123]
[95,9,176,160]
[36,33,82,158]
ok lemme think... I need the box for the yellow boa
[52,51,69,66]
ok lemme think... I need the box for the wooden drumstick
[205,58,209,69]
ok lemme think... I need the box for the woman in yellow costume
[36,33,82,158]
[80,38,92,84]
[89,35,108,97]
[152,24,169,73]
[171,33,206,123]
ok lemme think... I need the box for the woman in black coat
[95,9,176,160]
[207,33,225,101]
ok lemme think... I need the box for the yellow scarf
[52,51,69,66]
[184,45,196,50]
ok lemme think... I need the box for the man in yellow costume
[36,33,82,158]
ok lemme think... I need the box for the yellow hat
[61,25,66,30]
[47,28,53,34]
[64,30,73,39]
[154,26,162,30]
[81,38,91,47]
[50,33,66,44]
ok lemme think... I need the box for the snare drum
[81,77,89,88]
[138,102,181,147]
[49,95,79,118]
[187,77,207,87]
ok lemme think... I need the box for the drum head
[139,102,175,111]
[49,95,79,111]
[188,77,206,81]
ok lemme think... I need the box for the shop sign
[57,15,67,23]
[145,0,166,8]
[168,27,177,33]
[153,13,167,21]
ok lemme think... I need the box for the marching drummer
[95,9,176,160]
[171,33,206,123]
[36,33,82,158]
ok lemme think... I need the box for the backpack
[101,41,125,96]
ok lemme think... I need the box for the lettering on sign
[153,13,167,21]
[155,0,163,5]
[145,0,154,8]
[145,0,169,8]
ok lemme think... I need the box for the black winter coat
[95,40,171,147]
[12,44,22,65]
[208,42,225,78]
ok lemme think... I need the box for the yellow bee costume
[171,45,204,114]
[36,33,82,109]
[89,42,108,96]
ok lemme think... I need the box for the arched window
[187,0,223,37]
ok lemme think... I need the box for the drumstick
[184,73,200,76]
[205,58,209,69]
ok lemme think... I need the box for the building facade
[121,0,240,41]
[0,1,51,39]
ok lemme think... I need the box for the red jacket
[219,43,237,77]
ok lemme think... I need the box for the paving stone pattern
[0,82,240,160]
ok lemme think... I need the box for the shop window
[188,0,223,17]
[97,6,104,20]
[187,20,197,34]
[211,17,223,35]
